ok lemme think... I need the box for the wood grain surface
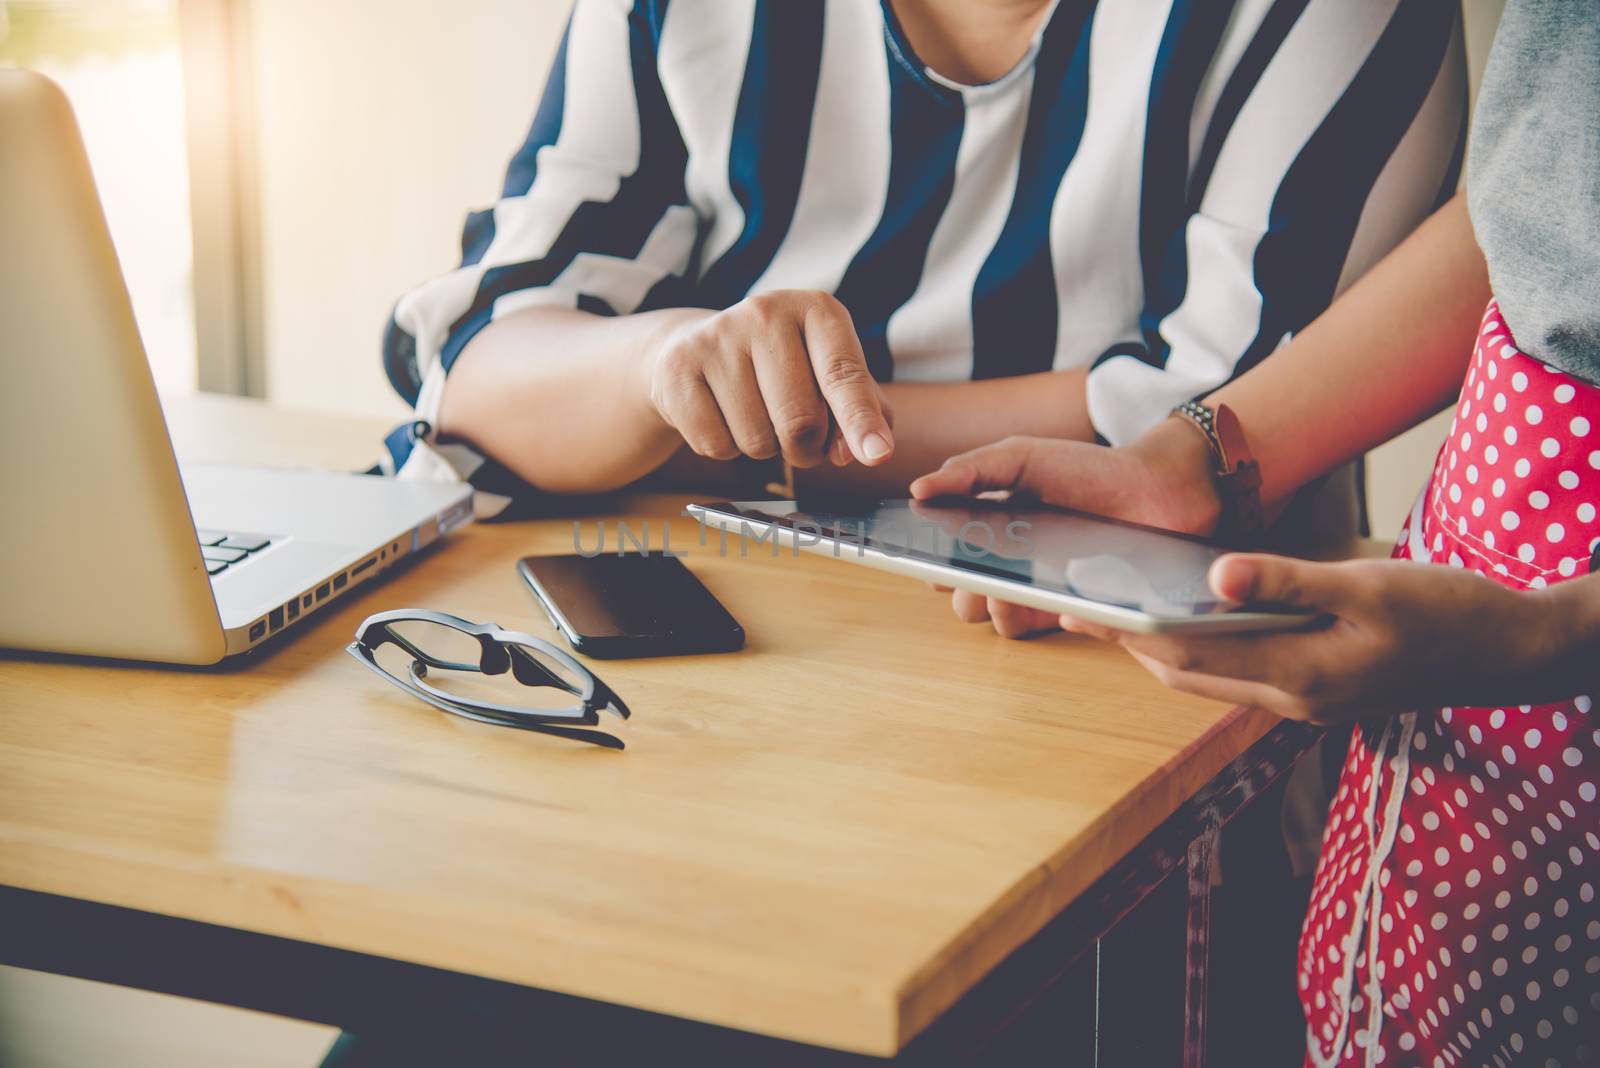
[0,395,1283,1055]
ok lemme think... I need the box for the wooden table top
[0,394,1284,1056]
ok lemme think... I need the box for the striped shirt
[383,0,1466,512]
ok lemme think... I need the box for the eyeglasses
[347,609,631,749]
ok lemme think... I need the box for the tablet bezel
[686,499,1316,635]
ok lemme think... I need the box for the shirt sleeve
[1085,0,1468,446]
[379,0,699,508]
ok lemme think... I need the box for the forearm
[1525,573,1600,703]
[1210,193,1491,507]
[801,368,1094,495]
[437,305,707,494]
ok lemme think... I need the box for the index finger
[1122,647,1304,718]
[821,387,896,467]
[802,300,893,466]
[1117,628,1329,691]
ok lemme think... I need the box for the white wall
[1364,0,1505,535]
[246,0,1504,527]
[3,5,198,395]
[247,0,569,422]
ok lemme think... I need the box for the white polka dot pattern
[1421,315,1600,593]
[1299,302,1600,1067]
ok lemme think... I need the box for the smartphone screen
[517,552,744,658]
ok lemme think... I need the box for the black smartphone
[516,552,744,659]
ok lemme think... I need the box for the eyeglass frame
[346,608,631,749]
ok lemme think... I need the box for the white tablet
[686,498,1316,635]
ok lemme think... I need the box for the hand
[908,427,1221,638]
[646,291,894,469]
[907,497,1053,636]
[1060,554,1559,725]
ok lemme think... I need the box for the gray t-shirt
[1467,0,1600,385]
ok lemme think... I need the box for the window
[1,0,197,394]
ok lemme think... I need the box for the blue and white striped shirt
[383,0,1466,509]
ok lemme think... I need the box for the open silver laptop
[0,70,473,664]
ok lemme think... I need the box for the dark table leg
[1185,826,1217,1067]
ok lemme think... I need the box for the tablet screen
[702,498,1243,620]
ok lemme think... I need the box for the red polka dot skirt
[1298,301,1600,1067]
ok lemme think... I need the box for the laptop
[0,70,474,665]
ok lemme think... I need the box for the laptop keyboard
[197,530,272,577]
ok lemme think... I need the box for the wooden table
[0,395,1321,1065]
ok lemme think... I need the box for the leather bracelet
[1171,401,1264,547]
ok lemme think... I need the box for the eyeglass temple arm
[347,645,626,749]
[420,690,625,749]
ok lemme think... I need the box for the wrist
[1126,416,1223,535]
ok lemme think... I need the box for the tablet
[686,498,1315,635]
